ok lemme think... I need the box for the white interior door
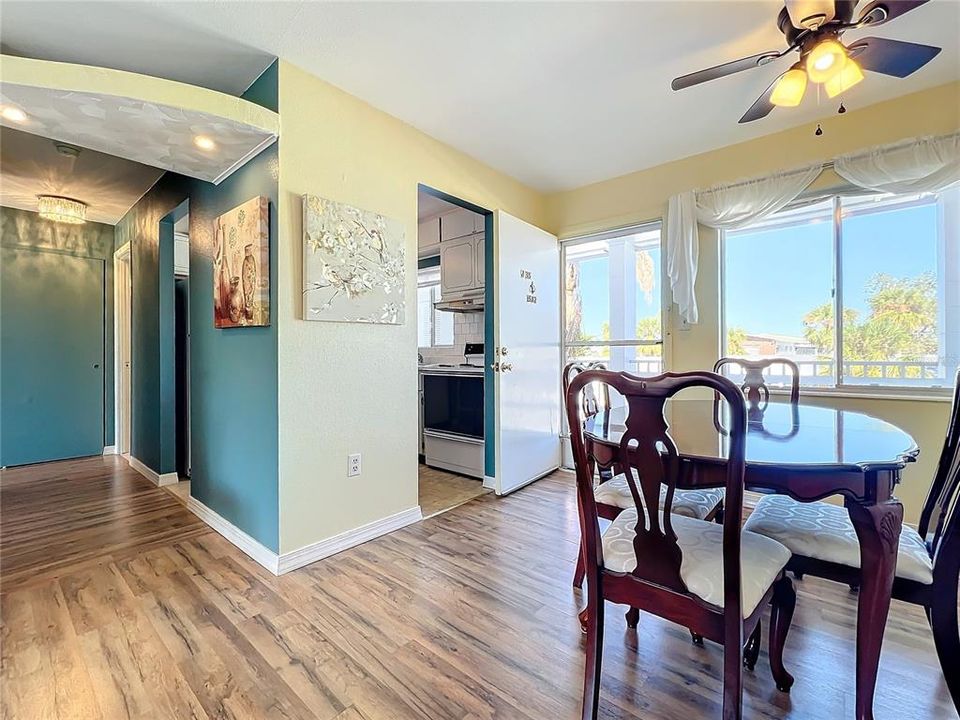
[115,245,132,456]
[493,211,561,495]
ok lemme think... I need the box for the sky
[725,199,939,338]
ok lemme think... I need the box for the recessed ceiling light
[1,106,27,123]
[194,135,216,151]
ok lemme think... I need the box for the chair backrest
[714,357,800,408]
[566,369,748,613]
[563,361,609,421]
[920,370,960,566]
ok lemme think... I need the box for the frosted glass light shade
[771,68,808,107]
[825,60,864,98]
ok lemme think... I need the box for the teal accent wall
[114,176,191,474]
[0,207,116,455]
[113,59,280,551]
[187,137,279,552]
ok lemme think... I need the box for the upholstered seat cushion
[594,473,724,520]
[742,495,934,585]
[602,508,791,617]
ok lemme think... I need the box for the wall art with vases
[302,194,405,324]
[213,196,270,328]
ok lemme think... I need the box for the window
[417,265,453,347]
[561,222,663,375]
[723,187,959,391]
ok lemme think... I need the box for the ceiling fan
[671,0,942,123]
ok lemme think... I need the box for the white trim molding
[102,445,117,456]
[128,455,179,487]
[277,506,423,575]
[187,497,279,574]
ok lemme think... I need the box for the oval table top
[583,399,919,472]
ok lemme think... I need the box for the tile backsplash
[419,311,484,364]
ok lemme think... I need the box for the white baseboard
[277,506,423,574]
[102,445,117,456]
[186,497,280,574]
[483,475,496,490]
[128,455,180,487]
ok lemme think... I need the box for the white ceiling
[0,82,277,185]
[3,1,958,192]
[0,126,163,224]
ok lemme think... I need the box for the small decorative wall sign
[213,196,270,328]
[302,194,405,324]
[521,269,537,304]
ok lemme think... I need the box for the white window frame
[417,265,453,349]
[721,189,958,399]
[560,220,667,375]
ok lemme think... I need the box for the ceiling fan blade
[848,36,941,77]
[672,51,783,91]
[738,74,783,124]
[855,0,931,27]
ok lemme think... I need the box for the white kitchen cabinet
[417,217,440,259]
[440,209,478,242]
[473,235,485,288]
[439,235,477,297]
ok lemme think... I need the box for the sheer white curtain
[666,164,822,324]
[835,131,960,195]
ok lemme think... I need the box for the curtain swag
[666,131,960,325]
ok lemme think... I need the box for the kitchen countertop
[419,364,484,376]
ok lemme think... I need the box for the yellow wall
[276,61,548,553]
[546,82,960,523]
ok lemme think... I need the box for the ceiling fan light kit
[771,66,808,106]
[825,58,865,97]
[671,0,940,123]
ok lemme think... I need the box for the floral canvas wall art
[302,194,405,324]
[214,196,270,328]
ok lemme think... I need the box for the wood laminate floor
[418,463,488,518]
[1,456,954,719]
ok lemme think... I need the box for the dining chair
[567,368,796,720]
[714,357,801,407]
[743,370,960,709]
[565,362,726,588]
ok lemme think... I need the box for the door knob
[93,363,100,369]
[501,363,513,372]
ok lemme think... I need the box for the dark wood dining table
[583,397,920,720]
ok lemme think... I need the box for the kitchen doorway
[416,186,491,517]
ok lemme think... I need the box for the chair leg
[743,622,761,671]
[722,630,744,720]
[581,593,604,720]
[930,596,960,711]
[769,576,796,693]
[573,544,586,589]
[625,607,639,629]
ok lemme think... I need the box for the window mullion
[833,195,844,388]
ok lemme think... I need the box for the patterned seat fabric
[742,495,934,585]
[602,508,791,617]
[594,473,724,520]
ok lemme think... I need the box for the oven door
[421,373,484,440]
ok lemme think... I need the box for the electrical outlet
[348,453,362,477]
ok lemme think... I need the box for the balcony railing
[565,355,948,387]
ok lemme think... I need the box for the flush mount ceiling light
[670,0,942,124]
[193,135,216,151]
[1,105,27,123]
[38,195,87,224]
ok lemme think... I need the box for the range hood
[434,296,484,313]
